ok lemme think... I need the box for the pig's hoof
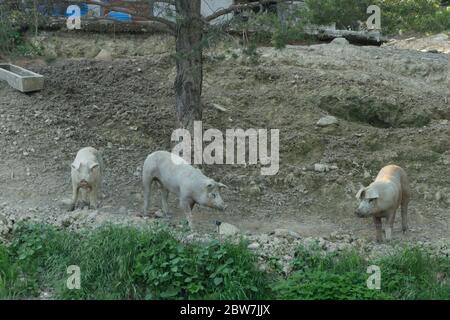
[156,211,172,219]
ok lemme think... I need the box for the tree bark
[174,0,203,129]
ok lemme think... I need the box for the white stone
[95,49,113,61]
[317,115,338,127]
[248,242,260,250]
[219,223,240,236]
[330,37,350,45]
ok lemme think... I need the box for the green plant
[5,223,269,300]
[302,0,450,35]
[376,0,450,34]
[0,12,24,53]
[3,223,449,300]
[284,244,450,300]
[273,271,391,300]
[134,236,268,300]
[376,246,450,299]
[303,0,372,30]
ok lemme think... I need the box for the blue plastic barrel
[107,11,132,22]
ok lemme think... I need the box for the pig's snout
[79,179,90,188]
[355,207,370,218]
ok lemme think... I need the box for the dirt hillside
[0,32,449,250]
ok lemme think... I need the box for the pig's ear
[71,162,80,170]
[355,187,365,199]
[89,163,99,170]
[365,188,380,199]
[216,182,228,190]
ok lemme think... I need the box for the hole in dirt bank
[318,95,431,128]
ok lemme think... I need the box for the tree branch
[205,0,292,22]
[64,0,176,31]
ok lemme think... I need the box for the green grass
[0,223,448,300]
[274,244,450,300]
[0,223,269,300]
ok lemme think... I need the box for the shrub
[376,0,450,34]
[273,271,391,300]
[278,244,450,300]
[376,246,450,299]
[3,223,449,300]
[6,223,269,300]
[302,0,372,30]
[301,0,450,35]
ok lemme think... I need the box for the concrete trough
[0,63,44,93]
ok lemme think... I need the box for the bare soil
[0,32,449,247]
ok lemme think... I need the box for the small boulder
[248,242,260,250]
[95,49,113,61]
[219,223,240,236]
[314,164,330,172]
[331,37,350,45]
[317,115,338,127]
[272,228,301,239]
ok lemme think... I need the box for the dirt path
[0,33,449,247]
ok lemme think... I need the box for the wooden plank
[0,64,44,93]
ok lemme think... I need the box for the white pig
[143,151,227,229]
[355,165,410,243]
[70,147,103,211]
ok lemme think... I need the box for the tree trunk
[174,0,203,129]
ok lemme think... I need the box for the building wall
[154,0,234,23]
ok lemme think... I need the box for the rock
[95,49,113,61]
[314,164,330,173]
[272,228,301,239]
[330,37,350,45]
[258,264,268,272]
[317,115,338,127]
[432,33,449,41]
[119,207,127,215]
[326,242,338,253]
[443,249,450,258]
[282,264,292,275]
[257,234,270,243]
[435,191,443,202]
[318,237,327,249]
[154,210,167,218]
[248,242,260,250]
[0,220,10,237]
[219,223,240,236]
[88,211,98,220]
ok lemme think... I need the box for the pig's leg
[89,185,99,210]
[373,216,383,243]
[143,177,153,215]
[70,184,80,211]
[180,199,195,230]
[161,188,170,217]
[401,201,408,233]
[385,210,396,241]
[80,189,88,207]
